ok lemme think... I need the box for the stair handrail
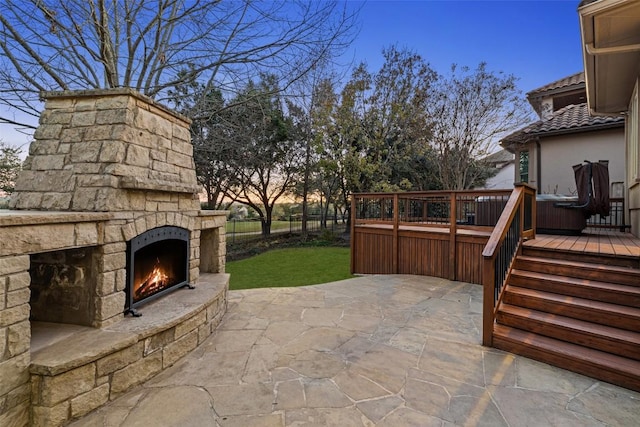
[482,183,536,346]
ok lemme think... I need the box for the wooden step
[496,304,640,360]
[514,255,640,287]
[509,269,640,308]
[492,324,640,392]
[521,246,640,269]
[503,286,640,332]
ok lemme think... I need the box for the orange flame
[134,258,170,300]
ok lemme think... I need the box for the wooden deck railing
[481,183,536,346]
[350,189,512,282]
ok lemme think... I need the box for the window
[519,150,529,183]
[628,83,639,184]
[553,90,586,112]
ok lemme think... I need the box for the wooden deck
[498,230,640,392]
[524,231,640,259]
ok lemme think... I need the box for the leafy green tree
[362,47,438,191]
[327,47,441,202]
[169,74,235,209]
[224,76,297,236]
[310,79,345,226]
[287,72,345,233]
[0,142,22,194]
[287,99,317,236]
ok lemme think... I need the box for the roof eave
[500,120,624,149]
[579,0,640,116]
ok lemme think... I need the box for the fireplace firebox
[125,226,191,316]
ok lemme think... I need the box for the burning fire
[134,258,171,300]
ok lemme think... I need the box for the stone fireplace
[0,89,228,426]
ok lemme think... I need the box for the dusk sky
[2,0,585,150]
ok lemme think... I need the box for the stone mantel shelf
[118,176,200,194]
[0,210,113,227]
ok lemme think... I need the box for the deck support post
[449,193,457,281]
[482,258,495,346]
[350,196,356,274]
[393,194,399,274]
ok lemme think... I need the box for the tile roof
[501,103,624,145]
[483,149,514,164]
[527,72,585,98]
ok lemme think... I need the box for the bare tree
[0,0,358,129]
[427,63,532,190]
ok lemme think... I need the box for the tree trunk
[301,141,312,237]
[261,205,273,236]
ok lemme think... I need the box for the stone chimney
[11,89,200,212]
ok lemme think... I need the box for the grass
[226,246,353,290]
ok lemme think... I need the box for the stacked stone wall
[29,274,227,427]
[11,89,200,213]
[0,255,31,427]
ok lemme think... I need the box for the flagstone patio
[69,275,639,426]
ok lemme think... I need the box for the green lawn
[226,247,353,290]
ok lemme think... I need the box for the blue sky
[2,0,585,150]
[344,0,584,94]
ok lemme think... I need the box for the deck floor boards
[525,231,640,258]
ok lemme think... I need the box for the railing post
[482,257,495,346]
[530,187,537,239]
[519,193,525,237]
[350,196,356,274]
[393,193,399,274]
[449,192,457,281]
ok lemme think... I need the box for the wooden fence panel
[352,228,394,274]
[397,231,449,278]
[455,236,489,284]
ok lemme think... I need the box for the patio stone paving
[70,275,640,426]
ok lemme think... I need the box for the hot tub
[475,194,588,234]
[536,194,586,235]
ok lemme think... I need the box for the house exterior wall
[481,163,515,190]
[627,79,640,237]
[539,129,625,195]
[511,128,625,196]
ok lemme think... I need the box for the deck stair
[492,247,640,392]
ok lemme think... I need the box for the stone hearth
[0,89,229,426]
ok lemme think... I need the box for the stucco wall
[481,163,515,190]
[628,79,640,237]
[537,128,625,195]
